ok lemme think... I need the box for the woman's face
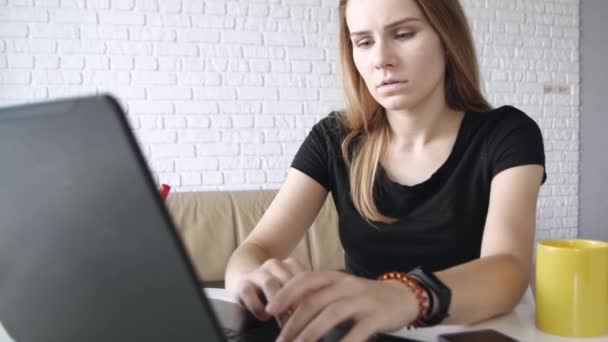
[346,0,447,112]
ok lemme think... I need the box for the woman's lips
[378,80,407,92]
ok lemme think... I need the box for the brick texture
[0,0,580,239]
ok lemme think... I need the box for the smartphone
[438,329,519,342]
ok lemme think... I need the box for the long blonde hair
[338,0,491,223]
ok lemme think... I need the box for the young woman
[225,0,546,341]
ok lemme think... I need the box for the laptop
[0,95,420,341]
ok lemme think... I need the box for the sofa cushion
[166,190,344,282]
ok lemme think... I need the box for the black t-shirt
[291,106,546,279]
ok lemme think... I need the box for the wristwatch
[407,266,452,326]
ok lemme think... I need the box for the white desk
[204,288,608,342]
[2,289,606,342]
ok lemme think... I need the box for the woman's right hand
[233,257,306,321]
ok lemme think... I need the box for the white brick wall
[0,0,579,240]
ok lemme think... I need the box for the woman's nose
[373,41,396,69]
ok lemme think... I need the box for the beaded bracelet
[378,271,429,329]
[407,272,435,322]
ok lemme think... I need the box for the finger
[263,260,296,284]
[271,259,308,319]
[277,282,352,340]
[274,307,293,328]
[266,273,331,314]
[266,272,333,315]
[254,271,284,304]
[257,261,299,327]
[341,318,380,342]
[238,281,272,321]
[288,299,360,342]
[283,257,306,274]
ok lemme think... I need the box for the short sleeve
[290,116,335,191]
[488,108,547,184]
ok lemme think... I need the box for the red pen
[159,184,171,200]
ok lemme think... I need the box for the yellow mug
[535,239,608,337]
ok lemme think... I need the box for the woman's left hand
[265,271,419,342]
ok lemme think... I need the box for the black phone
[438,329,519,342]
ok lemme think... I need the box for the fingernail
[275,336,285,342]
[266,302,279,313]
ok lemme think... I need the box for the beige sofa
[165,190,345,285]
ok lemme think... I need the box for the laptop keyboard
[222,327,279,341]
[222,326,423,342]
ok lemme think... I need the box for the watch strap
[407,266,452,326]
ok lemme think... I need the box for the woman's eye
[356,40,373,48]
[396,32,415,39]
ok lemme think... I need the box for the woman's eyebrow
[349,17,423,38]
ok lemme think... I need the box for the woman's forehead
[345,0,423,31]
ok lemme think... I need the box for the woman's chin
[376,97,415,112]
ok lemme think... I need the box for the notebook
[0,95,420,341]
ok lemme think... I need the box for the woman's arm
[436,164,544,324]
[224,167,329,297]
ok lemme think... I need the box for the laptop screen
[0,96,223,342]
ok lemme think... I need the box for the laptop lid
[0,95,224,342]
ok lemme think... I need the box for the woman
[225,0,546,341]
